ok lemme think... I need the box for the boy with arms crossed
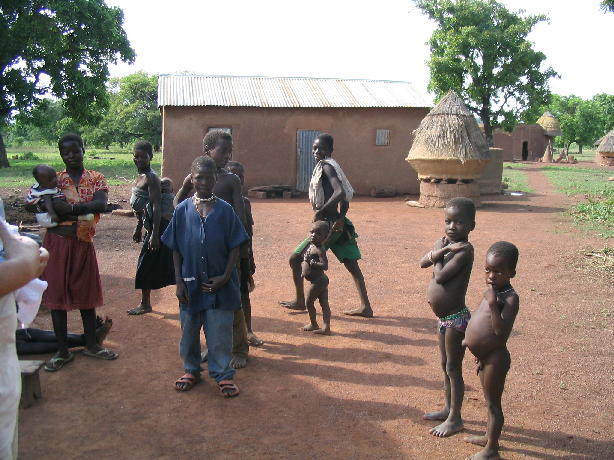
[463,241,520,460]
[162,156,248,397]
[419,197,476,437]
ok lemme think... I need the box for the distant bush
[18,152,40,160]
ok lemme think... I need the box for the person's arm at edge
[173,174,193,208]
[173,250,189,304]
[0,221,48,296]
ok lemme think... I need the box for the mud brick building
[157,75,431,195]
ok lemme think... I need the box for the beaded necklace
[192,194,216,204]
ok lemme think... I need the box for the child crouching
[161,156,248,397]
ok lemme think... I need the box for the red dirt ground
[6,164,614,459]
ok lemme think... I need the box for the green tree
[601,1,614,13]
[592,93,614,137]
[0,0,134,167]
[83,72,160,149]
[548,95,604,154]
[415,0,557,145]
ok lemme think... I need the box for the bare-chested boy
[419,197,475,437]
[463,241,519,460]
[174,130,250,369]
[300,221,331,335]
[280,133,373,318]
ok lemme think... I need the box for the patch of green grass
[502,162,529,169]
[0,146,161,187]
[502,167,533,193]
[543,165,614,238]
[542,166,613,197]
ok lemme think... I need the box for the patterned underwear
[437,306,471,334]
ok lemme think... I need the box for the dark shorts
[41,232,103,311]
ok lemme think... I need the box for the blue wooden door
[296,130,321,192]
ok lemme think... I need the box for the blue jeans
[179,308,235,382]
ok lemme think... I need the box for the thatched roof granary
[406,91,489,180]
[536,111,562,137]
[596,129,614,166]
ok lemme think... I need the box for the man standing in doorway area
[280,133,373,318]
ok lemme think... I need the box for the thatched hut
[406,91,489,207]
[536,111,562,162]
[596,129,614,166]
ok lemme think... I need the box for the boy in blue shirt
[162,156,248,397]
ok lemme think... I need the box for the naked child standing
[463,241,520,460]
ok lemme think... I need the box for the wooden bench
[19,360,44,408]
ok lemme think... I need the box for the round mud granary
[596,128,614,166]
[405,91,490,207]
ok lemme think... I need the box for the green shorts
[294,217,361,263]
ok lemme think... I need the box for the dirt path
[15,170,613,459]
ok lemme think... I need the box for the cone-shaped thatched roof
[536,111,562,137]
[407,91,489,163]
[596,128,614,153]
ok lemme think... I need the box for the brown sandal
[218,380,240,398]
[175,373,201,391]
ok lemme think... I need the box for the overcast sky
[107,0,613,101]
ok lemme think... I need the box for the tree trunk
[480,98,494,147]
[0,133,10,168]
[578,144,583,155]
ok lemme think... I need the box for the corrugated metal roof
[157,75,431,108]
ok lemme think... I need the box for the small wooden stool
[19,360,44,408]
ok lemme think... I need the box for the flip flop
[44,352,75,372]
[175,373,201,391]
[218,380,240,398]
[82,348,118,360]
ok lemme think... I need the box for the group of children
[420,197,520,460]
[26,131,519,459]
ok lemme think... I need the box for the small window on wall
[208,127,232,134]
[375,129,391,146]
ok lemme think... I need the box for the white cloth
[308,158,354,210]
[0,293,20,460]
[28,185,59,197]
[15,278,47,328]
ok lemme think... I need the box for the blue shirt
[161,197,249,312]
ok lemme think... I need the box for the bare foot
[127,304,152,315]
[279,300,306,311]
[343,307,373,318]
[302,323,320,332]
[95,316,113,345]
[464,435,488,447]
[466,448,501,460]
[423,408,449,421]
[429,418,464,437]
[247,332,264,347]
[313,328,331,335]
[230,355,247,369]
